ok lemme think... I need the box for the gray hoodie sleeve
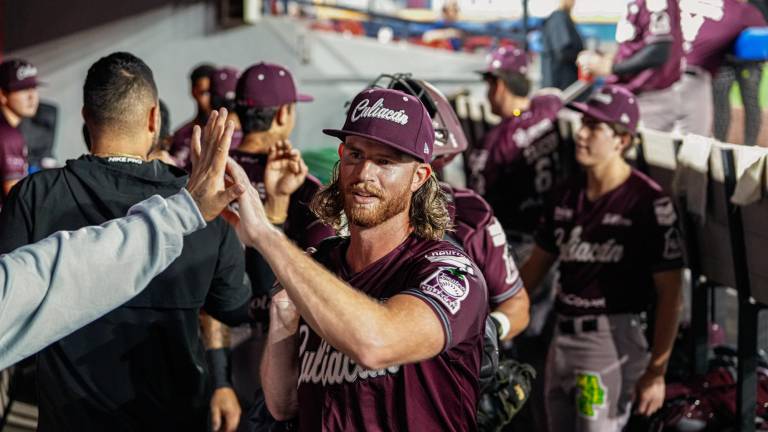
[0,189,206,369]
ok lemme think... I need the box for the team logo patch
[421,268,469,314]
[425,250,475,275]
[653,197,677,226]
[576,372,607,420]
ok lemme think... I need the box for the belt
[558,318,599,335]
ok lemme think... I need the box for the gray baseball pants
[545,314,650,432]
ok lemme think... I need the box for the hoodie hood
[63,155,188,223]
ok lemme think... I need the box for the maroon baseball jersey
[444,183,524,306]
[296,235,488,432]
[468,94,563,234]
[682,0,767,75]
[0,114,28,198]
[535,170,684,316]
[170,120,242,170]
[611,0,683,93]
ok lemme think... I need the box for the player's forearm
[252,228,402,368]
[521,246,557,298]
[0,191,205,369]
[2,179,18,196]
[612,42,671,76]
[493,290,530,341]
[647,270,683,375]
[261,328,300,421]
[201,312,231,349]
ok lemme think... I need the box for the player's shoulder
[628,169,667,200]
[530,93,564,116]
[449,186,494,229]
[0,122,25,147]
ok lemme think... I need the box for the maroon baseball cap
[0,59,43,91]
[323,88,435,163]
[569,84,640,134]
[477,46,529,78]
[210,66,239,102]
[236,62,313,108]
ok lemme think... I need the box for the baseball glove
[477,358,537,432]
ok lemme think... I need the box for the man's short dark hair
[190,63,215,85]
[83,52,158,130]
[236,104,280,134]
[493,72,531,98]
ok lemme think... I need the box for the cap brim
[322,128,428,163]
[475,70,496,79]
[296,93,314,102]
[568,101,616,125]
[7,80,44,91]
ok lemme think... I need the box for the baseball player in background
[578,0,683,132]
[170,63,216,169]
[251,87,488,431]
[679,0,767,136]
[522,85,684,431]
[0,59,40,201]
[202,62,335,430]
[469,46,565,239]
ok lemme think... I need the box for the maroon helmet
[366,73,468,165]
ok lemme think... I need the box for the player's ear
[148,101,159,133]
[275,104,289,127]
[0,90,7,105]
[411,163,432,192]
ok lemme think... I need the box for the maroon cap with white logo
[477,46,529,78]
[323,88,435,163]
[210,66,239,104]
[0,59,42,91]
[569,84,640,134]
[236,62,313,108]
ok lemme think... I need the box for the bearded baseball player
[522,85,684,431]
[227,87,488,431]
[578,0,683,132]
[679,0,767,136]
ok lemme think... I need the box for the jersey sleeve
[640,0,675,44]
[479,218,525,306]
[400,249,488,352]
[644,195,685,273]
[0,132,28,181]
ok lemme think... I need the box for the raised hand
[264,140,309,199]
[186,108,245,221]
[220,157,272,248]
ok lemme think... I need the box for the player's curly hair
[311,161,452,241]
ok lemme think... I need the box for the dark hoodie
[0,155,250,431]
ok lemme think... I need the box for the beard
[342,181,411,228]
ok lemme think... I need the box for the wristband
[490,311,511,340]
[205,347,233,389]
